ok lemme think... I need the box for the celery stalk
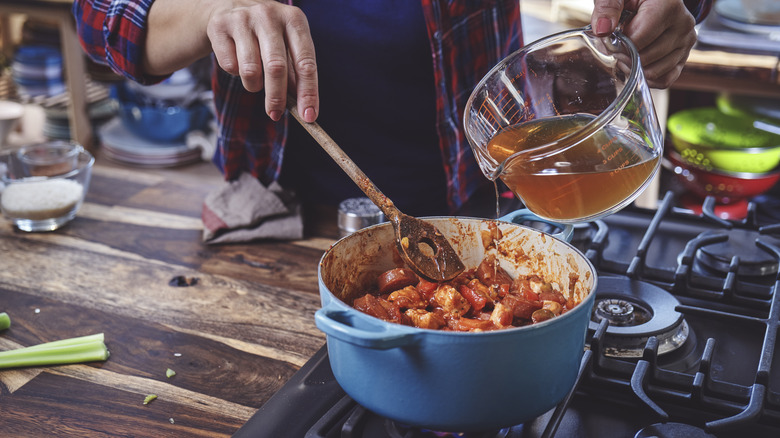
[0,312,9,331]
[20,333,105,351]
[0,333,110,369]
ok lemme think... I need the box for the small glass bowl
[0,141,94,232]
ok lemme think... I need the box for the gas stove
[234,191,780,438]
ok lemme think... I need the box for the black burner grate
[573,192,780,437]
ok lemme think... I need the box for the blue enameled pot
[315,212,596,432]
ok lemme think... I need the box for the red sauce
[352,254,581,332]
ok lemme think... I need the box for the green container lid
[667,107,780,150]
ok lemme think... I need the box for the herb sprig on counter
[0,312,9,332]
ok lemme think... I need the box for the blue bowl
[112,83,211,143]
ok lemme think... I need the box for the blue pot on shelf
[112,82,211,143]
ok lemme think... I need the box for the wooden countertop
[0,156,338,436]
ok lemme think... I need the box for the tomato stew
[352,254,581,332]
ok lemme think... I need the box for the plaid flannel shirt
[74,0,521,212]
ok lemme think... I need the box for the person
[72,0,711,219]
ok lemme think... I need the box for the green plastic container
[667,107,780,173]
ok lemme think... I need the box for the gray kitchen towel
[202,172,303,243]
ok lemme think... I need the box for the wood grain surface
[0,158,338,437]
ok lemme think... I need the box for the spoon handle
[285,95,399,222]
[285,95,465,282]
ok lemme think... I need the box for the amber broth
[487,114,659,221]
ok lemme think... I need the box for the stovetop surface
[235,189,780,438]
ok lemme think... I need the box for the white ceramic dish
[0,101,25,147]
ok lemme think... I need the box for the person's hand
[206,0,319,122]
[591,0,697,89]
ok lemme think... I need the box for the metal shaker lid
[338,197,384,235]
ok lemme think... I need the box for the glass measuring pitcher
[464,24,663,223]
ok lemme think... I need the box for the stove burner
[595,299,646,326]
[695,229,780,277]
[386,422,509,438]
[589,277,689,358]
[634,422,716,438]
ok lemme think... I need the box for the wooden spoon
[286,96,465,282]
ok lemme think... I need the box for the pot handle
[498,209,574,242]
[315,306,419,350]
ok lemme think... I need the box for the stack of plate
[43,97,117,140]
[98,117,202,167]
[25,80,117,140]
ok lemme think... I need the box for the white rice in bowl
[1,179,84,220]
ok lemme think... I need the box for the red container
[664,151,780,204]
